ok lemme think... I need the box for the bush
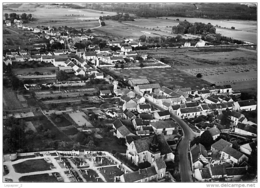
[196,73,202,78]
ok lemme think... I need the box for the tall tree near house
[4,13,8,20]
[21,13,27,20]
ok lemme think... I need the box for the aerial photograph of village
[2,1,258,184]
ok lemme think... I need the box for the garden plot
[68,112,93,127]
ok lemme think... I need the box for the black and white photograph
[2,0,258,185]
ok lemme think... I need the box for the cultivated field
[182,64,257,85]
[95,20,173,40]
[13,159,51,173]
[3,89,23,110]
[19,173,59,182]
[117,67,210,89]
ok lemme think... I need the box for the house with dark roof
[230,111,242,125]
[211,139,232,155]
[191,144,208,170]
[124,110,136,120]
[197,89,211,99]
[132,118,150,130]
[221,146,248,164]
[84,51,97,61]
[194,167,212,182]
[210,164,227,179]
[207,127,220,140]
[154,158,167,179]
[238,99,257,111]
[205,96,219,104]
[125,134,174,165]
[99,89,112,97]
[234,123,257,137]
[225,167,248,181]
[112,119,135,139]
[150,120,178,135]
[154,110,171,120]
[139,113,154,121]
[137,103,152,113]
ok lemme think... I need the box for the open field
[95,20,173,40]
[116,67,210,90]
[182,64,257,85]
[124,18,178,33]
[13,159,51,173]
[3,89,23,110]
[144,48,257,69]
[19,173,59,182]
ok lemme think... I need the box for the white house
[123,99,138,112]
[230,111,242,125]
[121,46,132,52]
[238,99,257,111]
[137,103,152,113]
[150,120,178,135]
[136,83,160,94]
[240,143,253,155]
[220,146,248,164]
[207,127,220,141]
[177,107,202,119]
[234,123,257,137]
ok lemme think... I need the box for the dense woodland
[86,3,257,20]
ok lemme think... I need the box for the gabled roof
[207,96,219,103]
[161,86,181,98]
[113,119,124,129]
[139,113,153,120]
[208,127,220,137]
[122,166,157,182]
[198,90,210,94]
[231,111,241,119]
[201,168,212,179]
[201,104,210,110]
[180,107,201,114]
[238,116,246,122]
[238,99,256,107]
[172,104,181,110]
[210,164,226,176]
[157,110,170,117]
[237,123,257,134]
[129,78,150,86]
[186,102,199,108]
[208,104,218,110]
[151,120,178,129]
[162,101,171,108]
[118,125,133,137]
[124,110,136,119]
[138,83,160,90]
[222,146,244,160]
[135,118,150,126]
[211,139,232,151]
[191,143,208,163]
[225,167,247,176]
[155,158,166,170]
[85,52,96,56]
[138,103,151,109]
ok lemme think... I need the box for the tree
[101,21,106,26]
[196,73,202,78]
[21,13,27,20]
[140,62,144,68]
[139,35,147,42]
[200,130,214,150]
[56,70,69,81]
[4,13,8,20]
[231,26,235,30]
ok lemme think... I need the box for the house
[191,144,208,170]
[238,99,257,111]
[121,46,132,52]
[210,164,226,179]
[177,107,202,119]
[125,134,174,165]
[197,90,211,99]
[150,120,178,135]
[154,110,171,120]
[194,168,212,182]
[99,90,112,97]
[195,40,207,47]
[136,83,160,94]
[128,78,150,86]
[137,103,152,113]
[183,42,191,47]
[95,72,104,79]
[19,49,28,56]
[123,99,138,112]
[234,123,257,137]
[230,111,242,125]
[126,91,136,99]
[132,118,150,130]
[109,41,122,47]
[211,139,232,155]
[221,146,248,164]
[54,56,69,67]
[139,113,154,121]
[239,143,253,155]
[225,167,248,181]
[124,110,136,120]
[112,119,135,139]
[205,96,219,104]
[33,28,41,33]
[53,49,66,56]
[207,127,220,141]
[75,68,85,76]
[153,158,167,179]
[84,52,97,61]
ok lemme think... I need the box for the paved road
[140,93,196,182]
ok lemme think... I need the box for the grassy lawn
[19,173,59,182]
[13,159,51,173]
[100,166,124,182]
[3,88,23,110]
[82,169,103,182]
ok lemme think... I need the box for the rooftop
[222,146,244,160]
[151,120,178,129]
[211,139,232,151]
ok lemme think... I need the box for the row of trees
[100,12,134,22]
[172,21,216,35]
[4,12,33,23]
